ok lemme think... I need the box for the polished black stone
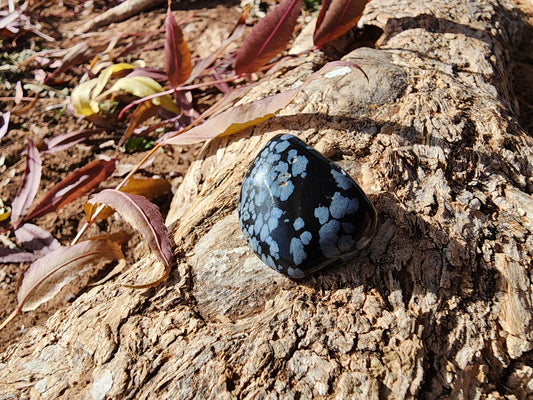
[238,134,377,279]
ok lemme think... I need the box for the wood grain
[1,0,532,398]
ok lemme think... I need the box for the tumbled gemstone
[238,134,377,279]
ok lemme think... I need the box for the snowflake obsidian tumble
[238,134,377,279]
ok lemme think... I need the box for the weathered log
[1,0,532,398]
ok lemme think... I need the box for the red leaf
[14,223,61,255]
[83,177,171,221]
[22,159,117,224]
[88,189,173,287]
[0,239,123,330]
[41,128,103,154]
[235,0,304,74]
[0,247,37,263]
[165,6,192,88]
[10,139,42,224]
[313,0,370,48]
[161,87,302,145]
[156,84,255,144]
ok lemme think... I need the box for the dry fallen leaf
[88,189,173,288]
[0,239,125,330]
[83,177,171,221]
[235,0,304,74]
[10,139,42,224]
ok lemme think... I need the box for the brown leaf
[16,239,124,312]
[161,87,301,145]
[119,101,159,147]
[165,6,192,87]
[22,159,117,223]
[161,61,365,145]
[88,189,173,287]
[10,139,42,225]
[313,0,370,48]
[235,0,304,74]
[117,177,171,198]
[84,178,171,221]
[88,230,132,246]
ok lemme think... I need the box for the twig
[73,0,166,36]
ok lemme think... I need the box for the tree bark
[1,0,532,399]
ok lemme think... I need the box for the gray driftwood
[1,0,532,398]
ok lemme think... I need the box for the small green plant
[304,0,322,11]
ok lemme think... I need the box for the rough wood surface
[1,0,532,398]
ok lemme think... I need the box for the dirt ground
[0,0,532,355]
[0,0,241,353]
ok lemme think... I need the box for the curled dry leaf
[17,239,125,313]
[313,0,370,47]
[235,0,304,74]
[71,78,100,116]
[88,189,173,288]
[14,223,61,255]
[10,139,42,224]
[83,177,171,221]
[165,5,192,87]
[71,63,135,117]
[80,231,132,287]
[22,158,117,224]
[0,239,125,332]
[71,63,179,117]
[93,63,136,99]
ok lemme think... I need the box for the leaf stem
[118,75,241,119]
[70,144,162,246]
[0,309,20,331]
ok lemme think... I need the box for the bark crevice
[1,0,532,399]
